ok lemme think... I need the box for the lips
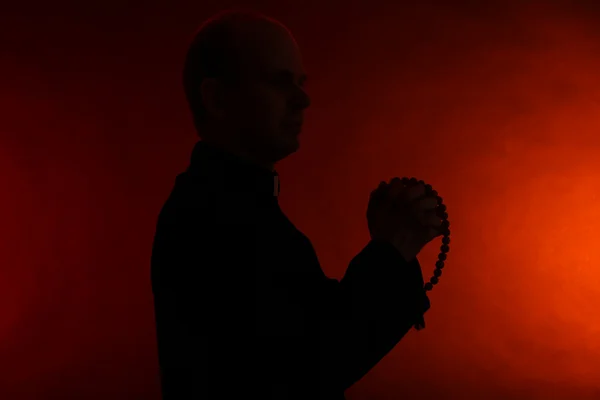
[283,121,303,127]
[282,121,303,133]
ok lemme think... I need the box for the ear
[200,77,225,119]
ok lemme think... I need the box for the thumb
[370,181,390,204]
[427,227,443,241]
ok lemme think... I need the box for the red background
[2,1,600,398]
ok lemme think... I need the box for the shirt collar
[186,140,281,198]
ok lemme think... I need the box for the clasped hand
[367,177,444,261]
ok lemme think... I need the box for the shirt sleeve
[152,196,429,398]
[317,239,430,393]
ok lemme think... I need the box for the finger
[370,182,383,196]
[412,196,438,211]
[422,211,442,228]
[428,226,444,239]
[404,183,426,202]
[414,209,442,228]
[369,181,389,201]
[388,177,404,199]
[370,182,394,215]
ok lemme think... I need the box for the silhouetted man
[151,9,443,400]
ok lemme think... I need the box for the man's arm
[317,239,430,393]
[153,200,427,398]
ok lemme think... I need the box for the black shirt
[151,141,430,399]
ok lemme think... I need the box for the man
[151,9,443,400]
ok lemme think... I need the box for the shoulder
[154,176,202,232]
[154,172,256,245]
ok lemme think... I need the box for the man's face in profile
[222,21,311,163]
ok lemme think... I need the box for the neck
[188,140,281,198]
[200,137,275,171]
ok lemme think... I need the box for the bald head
[183,10,310,166]
[184,11,300,129]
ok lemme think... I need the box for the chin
[273,136,300,162]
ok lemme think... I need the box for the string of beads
[400,177,450,292]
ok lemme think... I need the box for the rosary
[400,177,450,292]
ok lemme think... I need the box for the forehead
[233,21,305,76]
